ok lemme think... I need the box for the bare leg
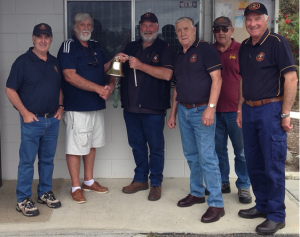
[66,154,81,187]
[83,148,96,181]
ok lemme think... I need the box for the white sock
[84,179,94,186]
[72,186,81,193]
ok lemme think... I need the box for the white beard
[140,31,157,43]
[75,29,91,41]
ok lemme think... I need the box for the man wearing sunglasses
[57,13,126,204]
[237,2,298,235]
[212,17,252,204]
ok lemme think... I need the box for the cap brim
[244,10,268,16]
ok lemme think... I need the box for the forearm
[169,87,178,117]
[208,71,222,105]
[282,71,298,114]
[63,69,105,94]
[5,87,29,116]
[139,63,173,81]
[237,78,245,111]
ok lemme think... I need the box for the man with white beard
[118,12,175,201]
[57,13,126,204]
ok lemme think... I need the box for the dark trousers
[123,111,165,186]
[242,101,286,223]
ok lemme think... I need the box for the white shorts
[63,111,106,155]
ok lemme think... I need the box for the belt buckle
[44,113,49,118]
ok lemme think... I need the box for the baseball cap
[33,23,52,36]
[244,2,268,16]
[212,16,232,28]
[139,12,158,24]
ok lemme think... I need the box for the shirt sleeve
[202,42,223,73]
[160,44,175,70]
[57,40,78,70]
[6,58,24,90]
[275,37,297,75]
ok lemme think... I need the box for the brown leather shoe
[148,186,161,201]
[122,181,149,194]
[201,207,225,223]
[82,181,108,193]
[177,194,205,207]
[70,189,86,204]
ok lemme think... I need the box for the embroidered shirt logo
[249,2,260,10]
[144,13,151,18]
[54,66,59,73]
[256,52,265,62]
[152,54,159,63]
[190,54,197,63]
[39,24,47,30]
[229,54,236,59]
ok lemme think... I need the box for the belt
[35,112,55,118]
[245,96,283,107]
[180,102,208,109]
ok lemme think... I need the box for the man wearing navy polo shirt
[212,16,252,204]
[167,17,224,223]
[57,13,126,204]
[6,23,62,217]
[237,2,298,235]
[120,12,175,201]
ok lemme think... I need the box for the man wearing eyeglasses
[237,2,298,235]
[57,13,126,204]
[212,17,252,204]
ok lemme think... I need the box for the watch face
[209,104,215,108]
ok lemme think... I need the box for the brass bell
[106,57,124,77]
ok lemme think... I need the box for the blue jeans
[17,115,60,202]
[123,111,165,186]
[215,112,250,189]
[242,101,286,223]
[178,104,223,208]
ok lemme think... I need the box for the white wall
[0,0,237,180]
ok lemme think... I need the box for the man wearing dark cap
[119,12,175,201]
[237,2,298,235]
[212,16,252,204]
[6,23,63,217]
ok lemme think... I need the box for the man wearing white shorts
[57,13,126,203]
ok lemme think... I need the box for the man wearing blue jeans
[212,16,252,203]
[119,13,174,201]
[6,23,63,217]
[167,17,224,223]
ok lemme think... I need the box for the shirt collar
[245,28,270,46]
[178,38,200,54]
[27,47,53,62]
[214,38,239,53]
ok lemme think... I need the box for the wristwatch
[281,113,290,118]
[208,103,216,108]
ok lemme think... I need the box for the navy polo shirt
[57,34,108,111]
[239,29,297,101]
[174,39,222,104]
[6,47,61,114]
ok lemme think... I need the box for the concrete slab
[286,180,299,201]
[0,178,298,236]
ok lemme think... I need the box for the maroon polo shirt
[214,38,240,112]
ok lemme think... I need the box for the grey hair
[264,14,269,22]
[175,17,195,28]
[72,13,94,31]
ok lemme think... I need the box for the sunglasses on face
[213,26,231,33]
[82,43,99,66]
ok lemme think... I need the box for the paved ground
[0,178,298,236]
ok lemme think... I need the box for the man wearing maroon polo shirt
[212,16,252,204]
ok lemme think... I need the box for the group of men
[5,2,297,235]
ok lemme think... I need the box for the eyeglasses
[82,43,98,66]
[213,26,232,33]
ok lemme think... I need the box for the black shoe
[222,183,231,193]
[238,207,267,219]
[177,194,205,207]
[256,219,285,235]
